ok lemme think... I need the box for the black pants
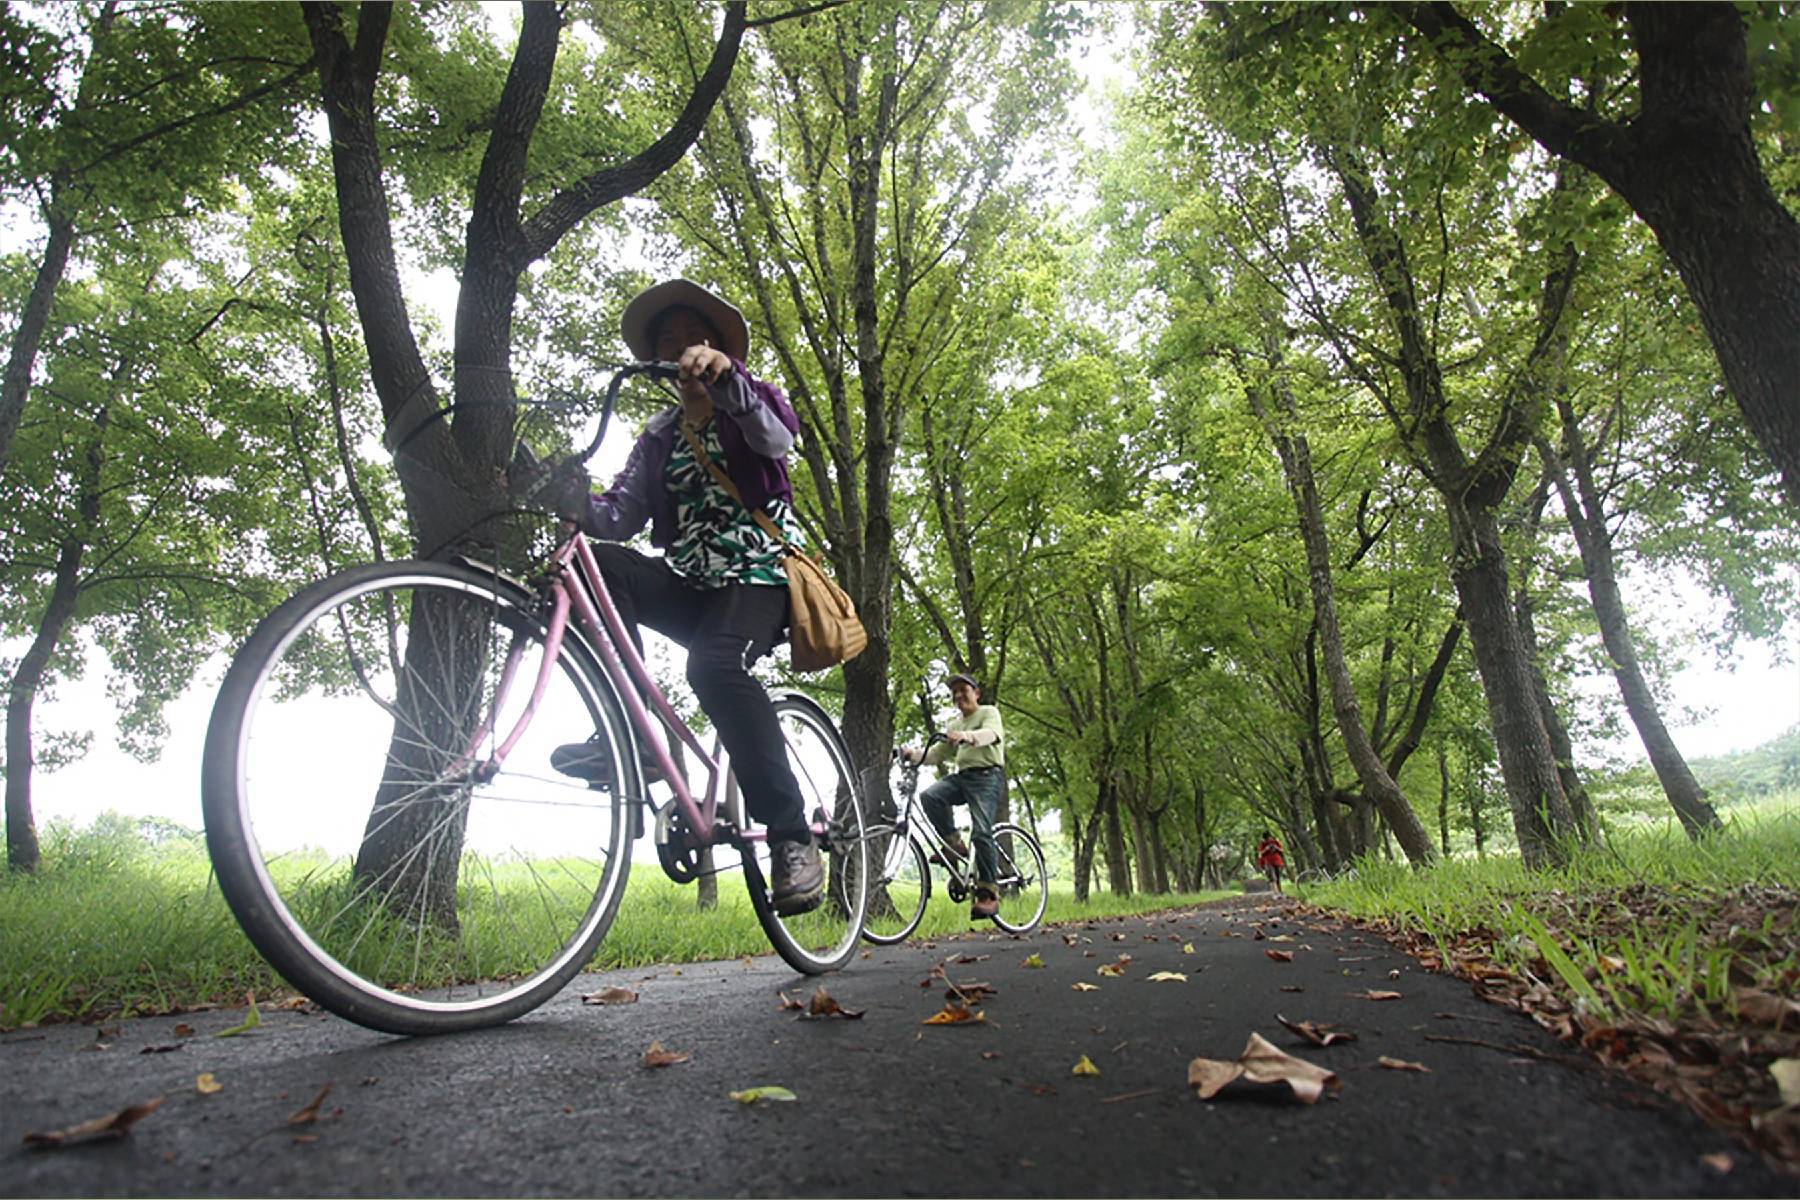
[592,543,807,841]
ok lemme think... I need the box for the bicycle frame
[876,755,981,895]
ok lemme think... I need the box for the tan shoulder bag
[678,422,868,673]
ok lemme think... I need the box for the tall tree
[1392,2,1800,509]
[295,0,754,916]
[646,0,1078,802]
[0,0,315,476]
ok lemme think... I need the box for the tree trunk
[0,206,75,478]
[1540,433,1722,836]
[1509,571,1601,843]
[1245,356,1436,865]
[6,406,107,871]
[1444,500,1578,867]
[1437,742,1451,856]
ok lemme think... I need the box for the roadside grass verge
[1297,807,1799,1027]
[0,815,1226,1027]
[1297,806,1800,1167]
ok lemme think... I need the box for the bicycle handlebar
[509,360,681,511]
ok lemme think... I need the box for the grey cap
[620,278,750,362]
[946,673,980,693]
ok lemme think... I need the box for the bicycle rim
[862,833,928,945]
[991,823,1047,934]
[745,694,868,972]
[203,561,634,1034]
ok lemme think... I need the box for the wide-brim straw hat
[620,278,751,363]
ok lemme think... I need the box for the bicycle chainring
[655,800,706,884]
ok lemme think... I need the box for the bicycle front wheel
[991,822,1048,934]
[862,833,929,945]
[743,693,869,973]
[203,560,636,1035]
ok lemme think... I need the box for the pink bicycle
[202,362,869,1036]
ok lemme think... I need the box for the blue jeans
[920,766,1003,892]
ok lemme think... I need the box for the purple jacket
[581,362,800,550]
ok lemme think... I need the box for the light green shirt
[924,704,1004,773]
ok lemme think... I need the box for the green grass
[0,814,1228,1026]
[1297,803,1800,1027]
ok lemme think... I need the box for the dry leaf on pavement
[1072,982,1100,992]
[1097,962,1125,977]
[1265,950,1295,963]
[1275,1014,1356,1047]
[804,986,864,1019]
[1146,971,1187,983]
[173,1023,195,1038]
[287,1083,333,1126]
[1378,1056,1431,1073]
[643,1041,692,1068]
[1358,990,1403,1001]
[1188,1032,1339,1105]
[23,1098,165,1148]
[1022,953,1045,969]
[775,991,804,1011]
[582,986,639,1006]
[195,1073,223,1095]
[1072,1055,1101,1077]
[923,1002,986,1025]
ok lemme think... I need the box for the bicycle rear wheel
[862,833,929,945]
[990,822,1048,934]
[743,694,868,973]
[203,560,636,1035]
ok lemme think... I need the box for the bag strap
[677,419,793,551]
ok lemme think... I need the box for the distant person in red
[1256,831,1286,893]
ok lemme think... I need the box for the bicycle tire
[990,822,1048,934]
[742,693,869,973]
[861,833,929,945]
[203,559,636,1035]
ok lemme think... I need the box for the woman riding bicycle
[546,279,823,916]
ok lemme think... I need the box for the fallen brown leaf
[173,1023,195,1038]
[1275,1014,1357,1047]
[1188,1033,1339,1105]
[1702,1152,1734,1174]
[923,1002,985,1026]
[1735,988,1800,1029]
[195,1073,222,1095]
[1377,1055,1431,1073]
[804,986,864,1019]
[1359,990,1403,1001]
[287,1083,333,1126]
[775,991,804,1011]
[582,986,639,1006]
[1265,950,1294,963]
[642,1041,692,1068]
[24,1097,164,1148]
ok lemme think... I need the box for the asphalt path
[4,898,1790,1198]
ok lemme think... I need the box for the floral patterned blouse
[664,419,794,588]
